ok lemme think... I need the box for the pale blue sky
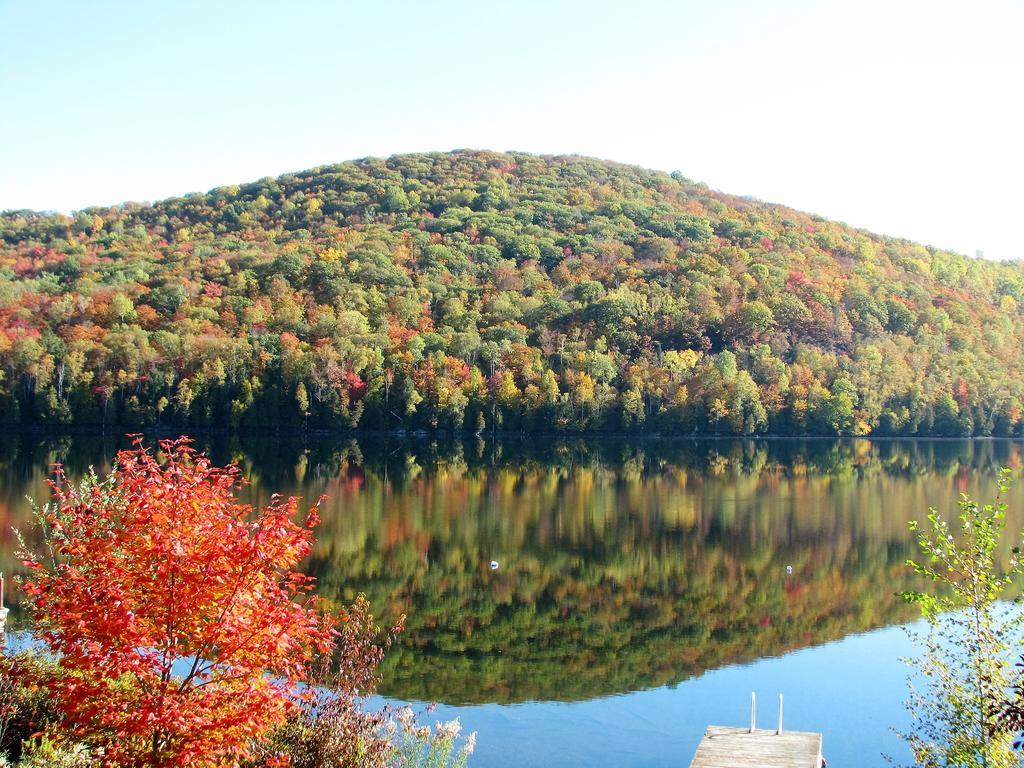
[1,0,1021,259]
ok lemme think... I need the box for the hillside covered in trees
[2,150,1023,435]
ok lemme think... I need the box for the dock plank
[688,726,823,768]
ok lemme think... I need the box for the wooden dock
[688,726,824,768]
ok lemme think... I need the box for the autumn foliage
[2,151,1024,437]
[20,438,335,767]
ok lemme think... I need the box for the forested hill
[2,150,1023,436]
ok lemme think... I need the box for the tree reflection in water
[1,435,1020,704]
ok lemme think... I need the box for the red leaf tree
[20,438,335,767]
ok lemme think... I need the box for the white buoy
[490,560,499,571]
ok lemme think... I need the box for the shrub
[388,707,476,768]
[0,653,62,763]
[13,737,91,768]
[244,595,404,768]
[18,438,335,767]
[898,469,1023,767]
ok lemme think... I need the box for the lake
[2,435,1022,766]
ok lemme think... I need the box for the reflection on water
[1,435,1021,707]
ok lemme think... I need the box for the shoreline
[0,425,1021,443]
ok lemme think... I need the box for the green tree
[622,386,645,428]
[731,300,775,342]
[817,376,856,434]
[898,469,1022,768]
[110,293,136,324]
[296,381,310,424]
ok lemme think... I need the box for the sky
[1,0,1022,260]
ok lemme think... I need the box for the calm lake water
[2,435,1022,766]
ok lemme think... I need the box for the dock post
[777,693,784,735]
[750,692,756,733]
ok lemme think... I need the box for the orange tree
[19,438,335,767]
